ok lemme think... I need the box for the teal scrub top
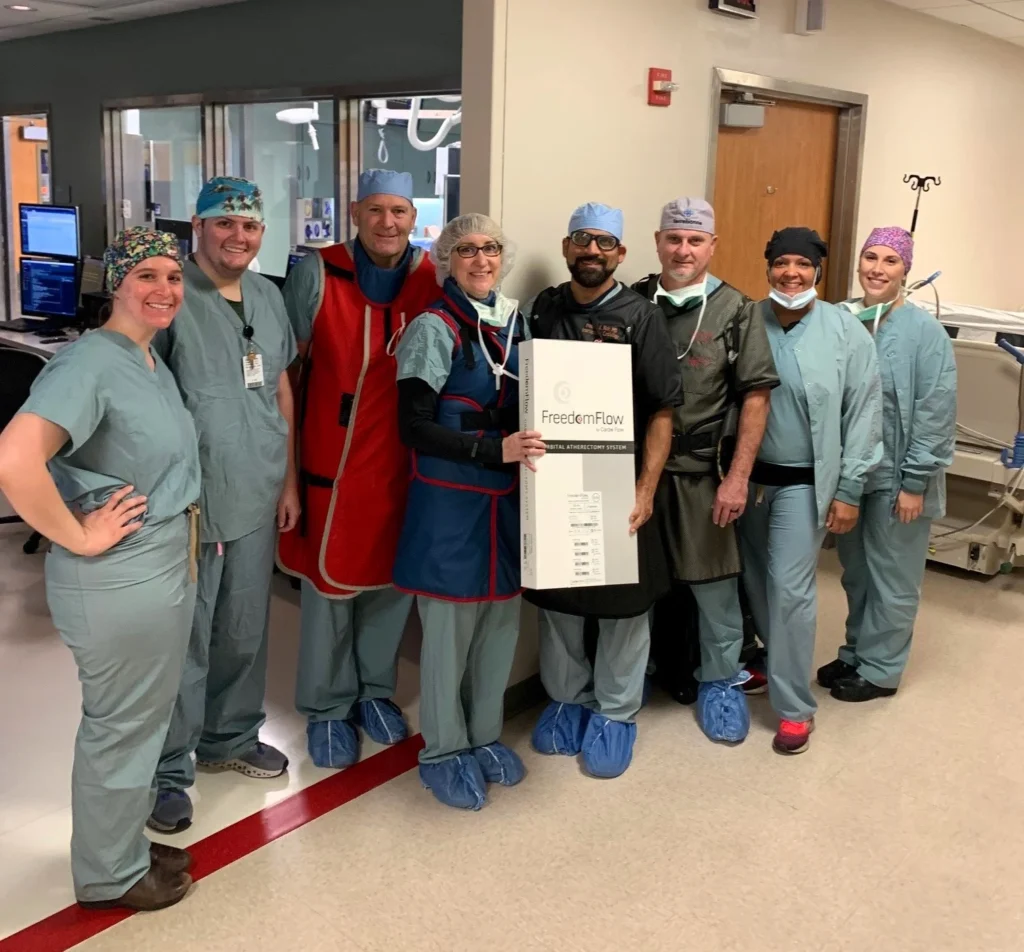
[850,300,956,517]
[281,240,417,345]
[18,330,200,533]
[759,312,815,467]
[753,300,883,526]
[153,260,298,543]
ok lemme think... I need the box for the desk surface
[0,329,74,359]
[0,324,77,359]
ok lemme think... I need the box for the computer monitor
[19,204,80,260]
[79,255,106,301]
[286,251,309,278]
[155,217,194,261]
[20,258,80,321]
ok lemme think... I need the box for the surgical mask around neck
[473,291,520,388]
[841,298,896,331]
[656,277,706,308]
[470,292,517,328]
[769,287,817,311]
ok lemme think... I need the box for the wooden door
[5,117,48,269]
[712,99,838,301]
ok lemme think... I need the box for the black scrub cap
[764,227,829,269]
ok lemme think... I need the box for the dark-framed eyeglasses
[569,230,620,252]
[455,242,503,258]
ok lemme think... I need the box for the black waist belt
[751,460,815,487]
[671,430,717,456]
[461,407,518,432]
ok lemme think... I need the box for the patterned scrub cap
[195,176,265,222]
[861,226,913,274]
[104,226,181,292]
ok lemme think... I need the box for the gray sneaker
[198,741,289,779]
[147,789,193,834]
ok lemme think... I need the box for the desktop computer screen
[20,259,79,321]
[20,204,80,260]
[155,218,194,261]
[286,250,310,277]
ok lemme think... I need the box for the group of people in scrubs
[0,165,957,906]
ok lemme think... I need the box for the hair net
[430,213,517,287]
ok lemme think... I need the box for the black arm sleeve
[397,377,507,469]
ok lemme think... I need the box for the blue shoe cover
[696,671,752,744]
[472,742,526,786]
[307,718,359,769]
[531,701,590,756]
[581,714,637,779]
[355,698,409,746]
[419,753,487,811]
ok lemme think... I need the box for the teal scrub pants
[836,491,932,690]
[691,578,745,683]
[739,484,826,723]
[418,596,521,764]
[538,609,650,722]
[157,520,277,791]
[46,517,195,903]
[295,584,413,722]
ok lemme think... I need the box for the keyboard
[3,318,66,334]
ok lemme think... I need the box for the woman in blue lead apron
[818,227,956,702]
[0,229,201,911]
[393,214,545,810]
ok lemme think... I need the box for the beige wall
[463,0,1024,310]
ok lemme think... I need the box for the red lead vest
[277,241,439,598]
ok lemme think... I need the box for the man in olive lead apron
[149,177,300,833]
[633,198,778,744]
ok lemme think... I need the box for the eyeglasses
[455,242,502,258]
[569,230,620,252]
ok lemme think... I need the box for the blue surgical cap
[358,169,415,202]
[196,176,264,222]
[568,202,624,242]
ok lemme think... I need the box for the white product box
[519,339,638,590]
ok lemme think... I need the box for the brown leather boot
[149,842,194,877]
[78,866,192,912]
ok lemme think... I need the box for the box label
[567,492,605,586]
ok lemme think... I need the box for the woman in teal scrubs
[0,228,201,911]
[739,227,882,756]
[819,227,956,702]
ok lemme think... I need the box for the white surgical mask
[656,278,706,308]
[769,287,818,311]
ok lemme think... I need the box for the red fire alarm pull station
[648,68,675,107]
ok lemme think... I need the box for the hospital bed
[920,302,1024,575]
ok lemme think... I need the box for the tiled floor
[2,522,1023,951]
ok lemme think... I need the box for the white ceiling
[885,0,1024,46]
[0,0,251,42]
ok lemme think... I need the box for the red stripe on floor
[0,735,424,952]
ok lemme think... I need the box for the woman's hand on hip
[503,431,546,472]
[74,485,148,556]
[894,490,924,524]
[826,499,859,535]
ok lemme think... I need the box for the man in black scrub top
[526,202,683,780]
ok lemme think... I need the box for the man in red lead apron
[280,169,438,767]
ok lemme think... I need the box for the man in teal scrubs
[149,177,300,833]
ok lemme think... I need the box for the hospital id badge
[242,352,265,389]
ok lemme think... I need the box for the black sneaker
[831,675,898,703]
[816,658,857,689]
